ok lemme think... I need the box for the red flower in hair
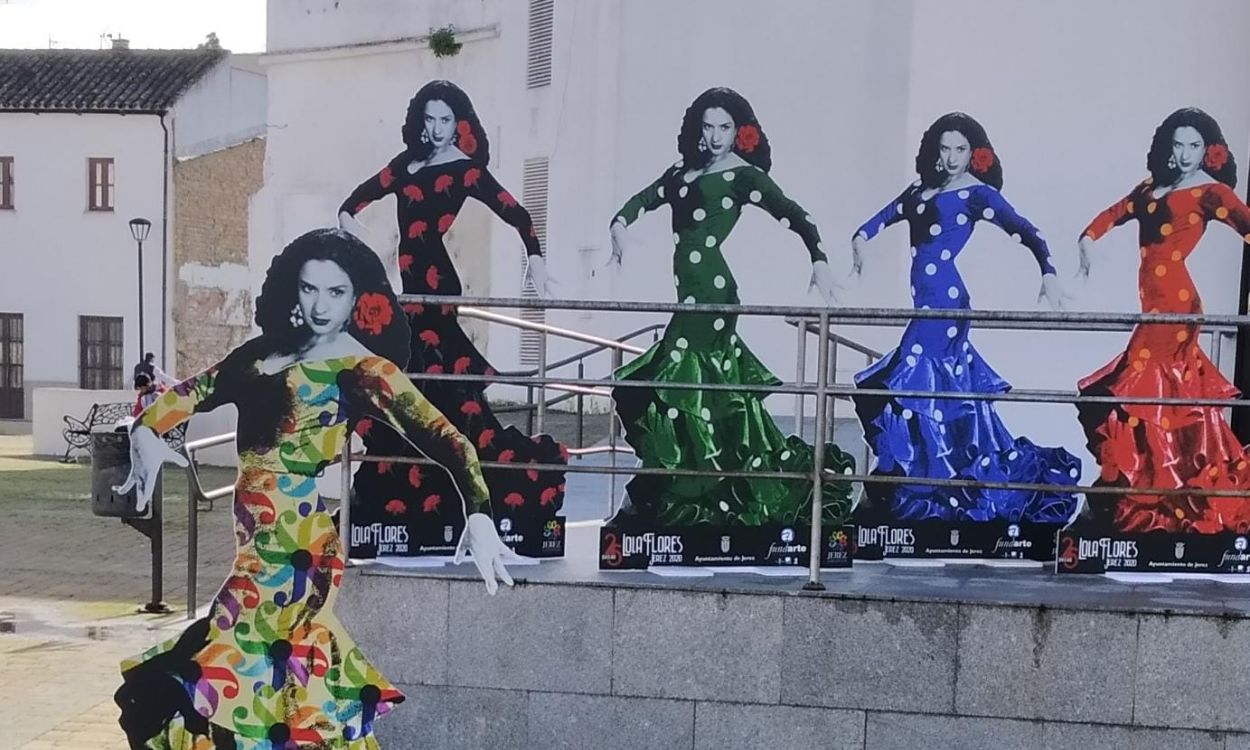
[477,428,496,449]
[353,293,393,336]
[434,175,454,194]
[402,303,424,315]
[384,499,406,516]
[497,449,515,463]
[426,266,442,289]
[504,492,524,508]
[408,466,422,488]
[379,167,395,188]
[1205,144,1229,171]
[438,214,456,234]
[464,168,481,187]
[422,494,442,513]
[735,124,761,154]
[398,254,414,272]
[354,419,373,437]
[402,185,424,202]
[407,220,428,239]
[426,364,444,374]
[540,486,559,506]
[498,191,517,208]
[418,329,440,346]
[461,400,483,416]
[970,147,995,174]
[457,121,478,156]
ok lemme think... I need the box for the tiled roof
[0,48,225,114]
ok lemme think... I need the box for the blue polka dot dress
[852,182,1081,523]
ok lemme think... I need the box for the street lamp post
[128,218,152,359]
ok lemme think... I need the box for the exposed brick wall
[173,138,264,377]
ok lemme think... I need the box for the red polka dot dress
[1078,179,1250,533]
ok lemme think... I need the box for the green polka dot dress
[609,162,855,527]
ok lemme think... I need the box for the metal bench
[62,401,186,462]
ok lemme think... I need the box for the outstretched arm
[469,167,542,257]
[1206,183,1250,239]
[1081,188,1137,242]
[340,358,490,518]
[744,170,827,262]
[978,189,1057,276]
[338,155,403,217]
[611,170,669,231]
[853,188,910,243]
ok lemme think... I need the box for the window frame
[87,157,115,212]
[78,315,125,390]
[0,157,13,210]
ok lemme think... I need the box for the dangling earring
[1168,154,1177,170]
[698,139,707,153]
[935,157,944,173]
[420,130,430,144]
[289,304,305,328]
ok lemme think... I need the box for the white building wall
[0,113,167,402]
[259,0,1250,467]
[173,55,268,160]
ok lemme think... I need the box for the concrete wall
[173,138,265,377]
[341,570,1250,749]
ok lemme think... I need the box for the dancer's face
[423,99,456,152]
[1171,126,1205,179]
[700,107,736,159]
[298,260,355,336]
[938,130,971,180]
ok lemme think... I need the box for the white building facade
[256,0,1250,467]
[0,45,265,428]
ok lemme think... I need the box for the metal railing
[333,294,1250,589]
[181,431,236,620]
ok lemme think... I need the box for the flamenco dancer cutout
[339,81,566,557]
[850,112,1081,559]
[113,228,515,748]
[1062,108,1250,572]
[599,87,855,569]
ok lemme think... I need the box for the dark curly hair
[400,80,491,165]
[915,112,1003,190]
[1145,107,1236,188]
[254,228,410,367]
[677,87,771,172]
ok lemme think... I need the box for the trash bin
[91,429,159,518]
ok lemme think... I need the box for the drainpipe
[159,113,171,372]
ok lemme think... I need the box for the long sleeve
[743,169,827,262]
[151,364,178,388]
[1082,189,1138,242]
[467,166,542,256]
[975,188,1057,275]
[339,154,403,216]
[1205,183,1250,239]
[341,357,491,515]
[853,188,909,243]
[138,365,231,436]
[612,170,668,229]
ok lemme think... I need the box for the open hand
[851,233,867,277]
[1075,235,1093,281]
[454,513,519,595]
[113,425,188,514]
[525,255,560,299]
[809,259,847,306]
[1038,272,1074,312]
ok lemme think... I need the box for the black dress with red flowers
[340,154,567,556]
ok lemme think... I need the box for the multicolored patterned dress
[606,162,855,527]
[340,155,565,552]
[1078,179,1250,533]
[115,349,490,748]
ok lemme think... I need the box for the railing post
[140,473,170,613]
[794,319,807,439]
[826,338,839,447]
[608,348,623,517]
[185,452,198,621]
[804,310,831,592]
[339,431,353,564]
[576,360,586,449]
[536,329,548,434]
